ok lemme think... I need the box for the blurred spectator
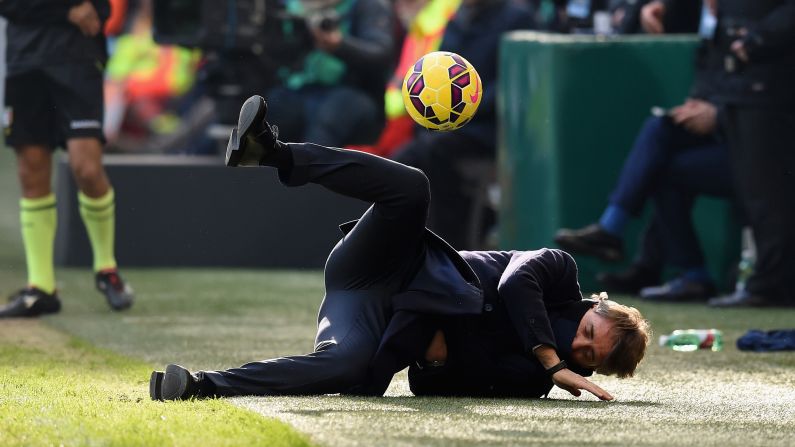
[353,0,461,157]
[392,0,535,249]
[265,0,394,146]
[588,0,728,296]
[104,0,202,152]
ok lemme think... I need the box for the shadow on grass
[276,394,660,418]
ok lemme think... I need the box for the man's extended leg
[555,116,717,262]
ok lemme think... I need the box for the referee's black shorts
[5,63,106,150]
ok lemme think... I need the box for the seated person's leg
[555,116,717,262]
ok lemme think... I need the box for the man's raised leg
[227,95,431,287]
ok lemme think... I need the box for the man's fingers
[564,386,581,397]
[585,383,614,401]
[671,109,689,125]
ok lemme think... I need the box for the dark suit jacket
[407,299,594,398]
[339,221,591,396]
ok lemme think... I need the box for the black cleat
[150,371,164,400]
[225,95,280,167]
[554,224,624,262]
[0,287,61,318]
[96,270,134,311]
[159,364,203,400]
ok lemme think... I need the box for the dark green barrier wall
[498,32,738,294]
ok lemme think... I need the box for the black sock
[261,140,294,171]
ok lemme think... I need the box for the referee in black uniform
[0,0,133,317]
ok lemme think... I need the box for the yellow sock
[20,194,57,294]
[78,189,117,272]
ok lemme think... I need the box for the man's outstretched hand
[534,344,614,401]
[552,368,614,401]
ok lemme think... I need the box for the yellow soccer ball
[402,51,482,131]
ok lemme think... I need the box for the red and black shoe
[96,269,134,311]
[0,287,62,318]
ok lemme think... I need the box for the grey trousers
[203,143,430,395]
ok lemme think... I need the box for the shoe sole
[150,371,164,401]
[225,95,267,167]
[161,364,190,400]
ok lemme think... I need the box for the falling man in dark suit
[149,96,651,402]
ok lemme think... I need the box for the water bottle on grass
[659,329,723,352]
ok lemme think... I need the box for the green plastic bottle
[659,329,723,352]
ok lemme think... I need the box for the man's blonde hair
[591,292,651,378]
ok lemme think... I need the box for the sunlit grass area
[2,141,794,446]
[0,320,310,447]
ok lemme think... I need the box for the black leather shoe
[596,263,661,295]
[0,287,61,318]
[554,224,624,262]
[158,364,204,400]
[708,290,773,308]
[640,277,716,302]
[225,95,280,167]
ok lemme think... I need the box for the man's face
[570,307,616,370]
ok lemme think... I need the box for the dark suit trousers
[610,116,734,270]
[202,143,430,395]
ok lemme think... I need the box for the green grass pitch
[1,148,795,446]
